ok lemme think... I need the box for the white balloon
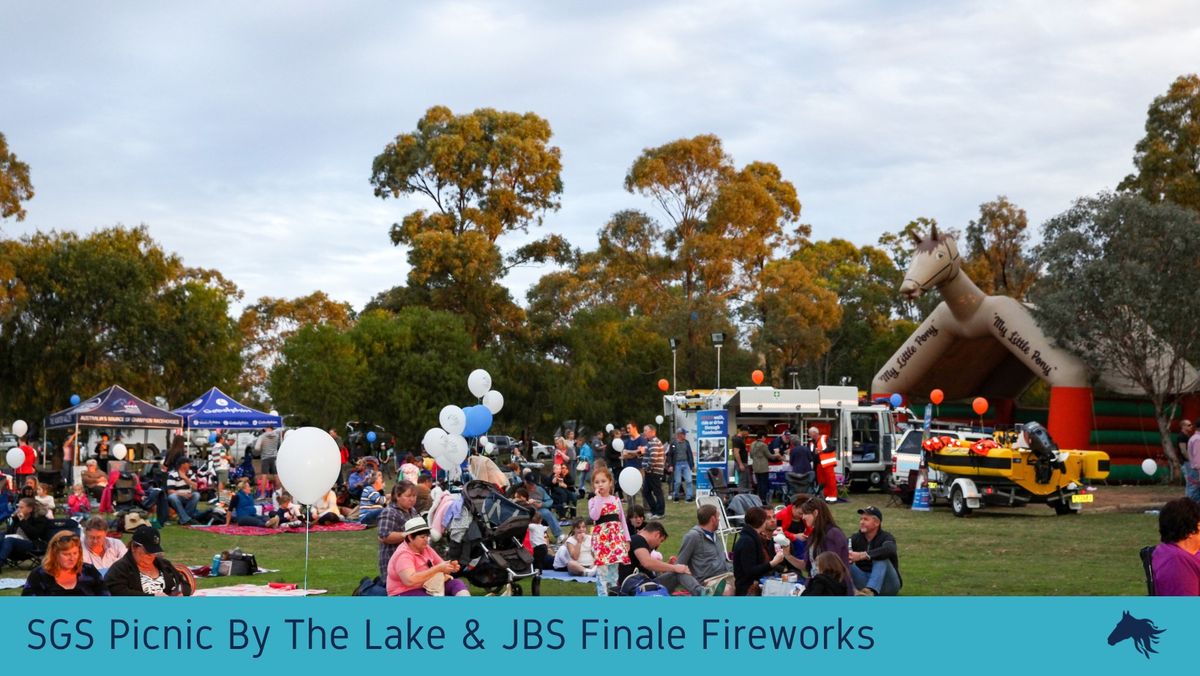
[444,434,469,465]
[605,423,615,433]
[112,443,128,461]
[619,467,643,495]
[275,427,341,505]
[655,415,664,425]
[269,409,279,416]
[439,405,466,436]
[423,427,449,458]
[1141,458,1158,476]
[5,448,24,469]
[11,419,28,438]
[482,390,505,414]
[468,369,493,398]
[612,438,625,453]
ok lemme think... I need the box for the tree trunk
[1155,412,1182,484]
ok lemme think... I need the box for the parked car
[891,425,991,493]
[529,440,554,461]
[483,435,519,457]
[0,432,18,453]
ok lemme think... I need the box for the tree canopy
[370,107,566,347]
[1118,74,1200,213]
[1032,192,1200,477]
[0,226,241,422]
[0,132,34,223]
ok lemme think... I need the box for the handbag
[575,460,589,472]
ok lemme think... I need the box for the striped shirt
[359,486,385,515]
[647,437,666,475]
[209,445,230,471]
[166,468,195,494]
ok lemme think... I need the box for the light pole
[710,332,725,390]
[784,365,800,390]
[668,337,679,394]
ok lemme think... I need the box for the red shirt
[774,506,812,542]
[18,444,36,474]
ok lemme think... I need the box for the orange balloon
[930,389,944,405]
[751,369,764,385]
[972,397,988,416]
[658,379,670,392]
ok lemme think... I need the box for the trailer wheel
[1053,500,1077,516]
[950,485,972,518]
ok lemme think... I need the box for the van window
[850,412,881,462]
[897,431,923,455]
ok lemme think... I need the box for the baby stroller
[443,480,541,596]
[111,472,140,512]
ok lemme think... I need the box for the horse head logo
[900,224,961,299]
[1107,610,1165,659]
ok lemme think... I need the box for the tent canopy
[171,387,281,429]
[45,385,183,429]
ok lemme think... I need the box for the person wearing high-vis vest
[810,426,839,503]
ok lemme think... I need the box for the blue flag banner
[695,409,729,490]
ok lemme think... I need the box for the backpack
[352,576,389,596]
[619,573,670,597]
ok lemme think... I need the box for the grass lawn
[1,485,1170,597]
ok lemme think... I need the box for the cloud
[3,1,1199,309]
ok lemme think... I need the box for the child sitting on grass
[272,492,306,528]
[35,482,55,514]
[67,484,91,519]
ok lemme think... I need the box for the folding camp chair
[696,494,740,551]
[1139,545,1156,596]
[705,467,750,505]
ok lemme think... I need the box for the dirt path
[1088,485,1181,513]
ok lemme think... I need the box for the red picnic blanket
[188,522,367,536]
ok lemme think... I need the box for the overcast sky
[3,2,1198,312]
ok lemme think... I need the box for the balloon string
[304,504,310,593]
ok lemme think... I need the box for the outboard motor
[1023,422,1061,483]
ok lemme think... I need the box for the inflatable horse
[871,225,1093,447]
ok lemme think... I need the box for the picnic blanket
[0,577,26,591]
[540,569,598,584]
[187,565,281,577]
[193,583,327,597]
[188,523,367,536]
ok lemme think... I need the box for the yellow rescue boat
[926,443,1110,497]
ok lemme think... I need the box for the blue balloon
[462,405,494,438]
[209,432,219,443]
[367,431,377,443]
[889,393,903,408]
[70,394,81,406]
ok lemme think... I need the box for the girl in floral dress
[588,466,629,595]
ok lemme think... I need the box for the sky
[3,1,1199,312]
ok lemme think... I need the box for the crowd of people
[7,417,1200,598]
[1,419,905,598]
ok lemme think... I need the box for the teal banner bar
[0,598,1190,670]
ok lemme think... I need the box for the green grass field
[2,485,1169,597]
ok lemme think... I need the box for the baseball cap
[857,506,883,522]
[130,525,163,554]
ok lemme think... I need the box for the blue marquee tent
[171,387,281,429]
[45,385,183,430]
